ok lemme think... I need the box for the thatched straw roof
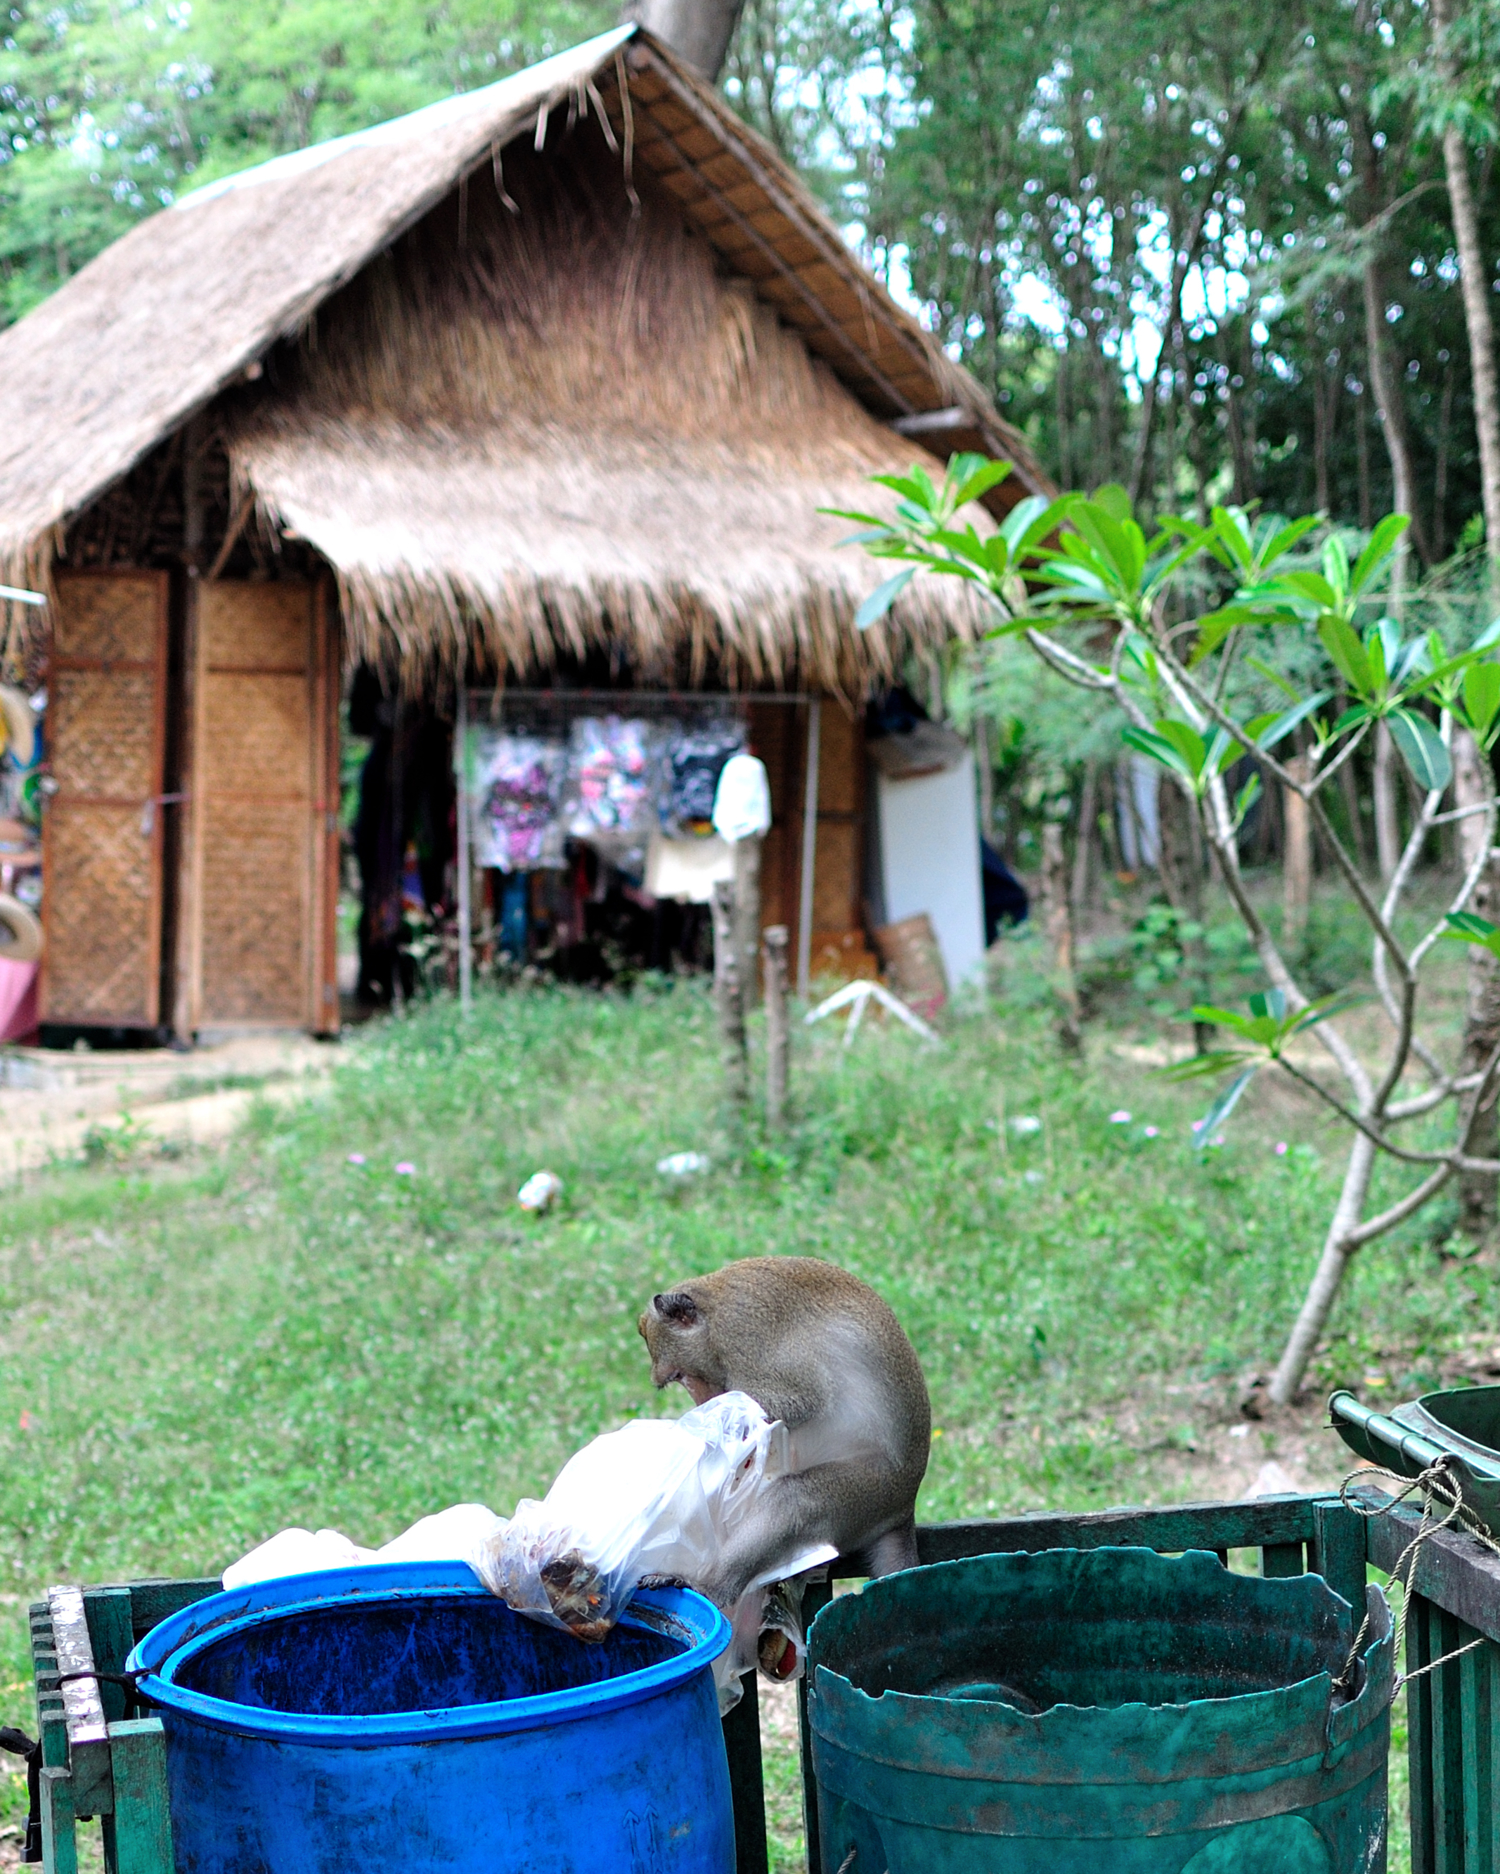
[0,24,1051,686]
[229,127,996,686]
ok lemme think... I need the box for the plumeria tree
[840,457,1500,1405]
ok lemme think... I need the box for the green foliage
[0,0,612,321]
[730,0,1497,555]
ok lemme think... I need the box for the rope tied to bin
[1333,1457,1500,1697]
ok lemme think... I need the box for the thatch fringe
[227,124,992,691]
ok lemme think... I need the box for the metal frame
[24,1488,1500,1873]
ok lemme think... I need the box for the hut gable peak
[0,21,1047,600]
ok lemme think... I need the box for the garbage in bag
[222,1397,824,1711]
[471,1393,834,1650]
[223,1504,506,1591]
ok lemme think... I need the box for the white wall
[875,753,985,987]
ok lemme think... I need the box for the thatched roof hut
[0,23,1052,1046]
[0,23,1049,691]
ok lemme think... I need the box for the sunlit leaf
[1251,692,1333,751]
[1463,663,1500,743]
[1350,514,1410,595]
[1091,483,1133,521]
[1443,912,1500,958]
[1121,724,1196,782]
[950,457,1013,510]
[1319,616,1375,696]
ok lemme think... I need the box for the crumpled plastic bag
[471,1393,834,1654]
[222,1398,828,1713]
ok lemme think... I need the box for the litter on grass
[657,1151,710,1178]
[518,1170,563,1212]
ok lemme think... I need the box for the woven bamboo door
[42,571,170,1028]
[188,581,338,1032]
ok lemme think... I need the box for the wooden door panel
[42,572,168,1029]
[201,675,309,791]
[199,798,311,1024]
[202,583,313,669]
[191,580,335,1032]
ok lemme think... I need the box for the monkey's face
[638,1289,724,1405]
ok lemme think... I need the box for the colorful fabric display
[470,731,565,872]
[563,718,659,851]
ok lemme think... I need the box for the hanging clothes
[471,731,565,872]
[561,718,659,870]
[660,721,745,838]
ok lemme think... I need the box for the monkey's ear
[653,1291,700,1326]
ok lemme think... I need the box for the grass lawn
[1,975,1492,1868]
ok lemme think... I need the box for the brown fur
[638,1255,930,1608]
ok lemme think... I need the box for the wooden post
[763,924,790,1128]
[1041,821,1081,1050]
[711,880,748,1103]
[1283,754,1311,952]
[732,835,762,1012]
[455,681,472,1014]
[796,698,821,997]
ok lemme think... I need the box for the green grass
[0,980,1488,1867]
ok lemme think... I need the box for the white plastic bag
[711,754,771,843]
[223,1504,506,1591]
[471,1393,833,1648]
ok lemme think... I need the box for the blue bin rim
[126,1561,730,1745]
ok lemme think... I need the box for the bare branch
[1346,1162,1455,1247]
[1274,1054,1500,1173]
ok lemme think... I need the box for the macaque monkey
[638,1255,930,1610]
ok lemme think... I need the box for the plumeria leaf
[1232,770,1262,828]
[1387,708,1452,793]
[951,457,1013,510]
[1443,912,1500,958]
[1319,615,1375,696]
[1462,663,1500,744]
[855,569,915,630]
[1249,692,1333,751]
[1192,1066,1258,1150]
[1350,514,1410,595]
[1121,725,1197,783]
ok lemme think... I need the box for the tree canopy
[6,0,1500,551]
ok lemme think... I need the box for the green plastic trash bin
[807,1546,1392,1874]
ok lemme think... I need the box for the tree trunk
[1374,721,1401,881]
[1362,256,1428,573]
[1071,762,1098,925]
[1282,756,1312,952]
[731,836,762,1011]
[1453,729,1500,1239]
[1432,0,1500,590]
[1041,822,1082,1051]
[621,0,748,79]
[1356,380,1373,531]
[1268,1131,1378,1404]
